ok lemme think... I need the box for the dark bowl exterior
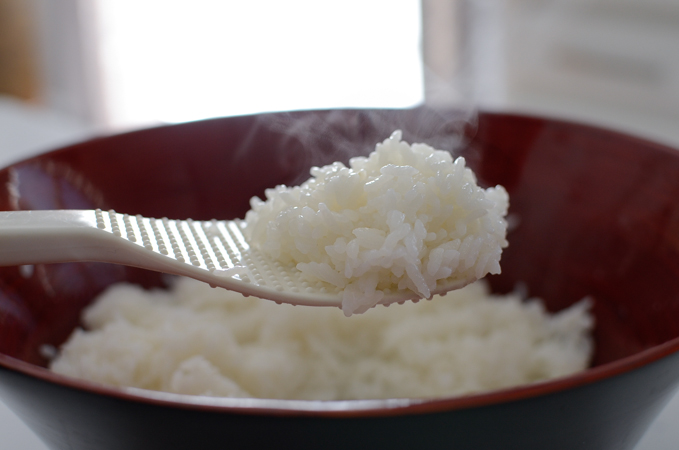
[1,350,679,450]
[1,108,679,449]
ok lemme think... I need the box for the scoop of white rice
[50,277,593,400]
[244,131,509,315]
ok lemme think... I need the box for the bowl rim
[2,109,679,417]
[2,335,679,418]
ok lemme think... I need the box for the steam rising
[253,108,479,186]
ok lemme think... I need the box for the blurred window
[92,0,424,128]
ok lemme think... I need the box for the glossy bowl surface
[2,108,679,449]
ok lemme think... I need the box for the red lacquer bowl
[1,108,679,450]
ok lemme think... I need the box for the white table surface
[0,96,678,449]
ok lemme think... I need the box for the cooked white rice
[244,130,509,315]
[50,277,593,400]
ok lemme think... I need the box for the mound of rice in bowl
[50,277,593,400]
[244,131,509,315]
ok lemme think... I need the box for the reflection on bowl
[1,108,679,450]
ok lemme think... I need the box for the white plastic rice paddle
[0,209,473,308]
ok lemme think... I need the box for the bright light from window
[94,0,423,128]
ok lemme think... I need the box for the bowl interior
[1,108,679,373]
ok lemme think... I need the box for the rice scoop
[244,131,509,315]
